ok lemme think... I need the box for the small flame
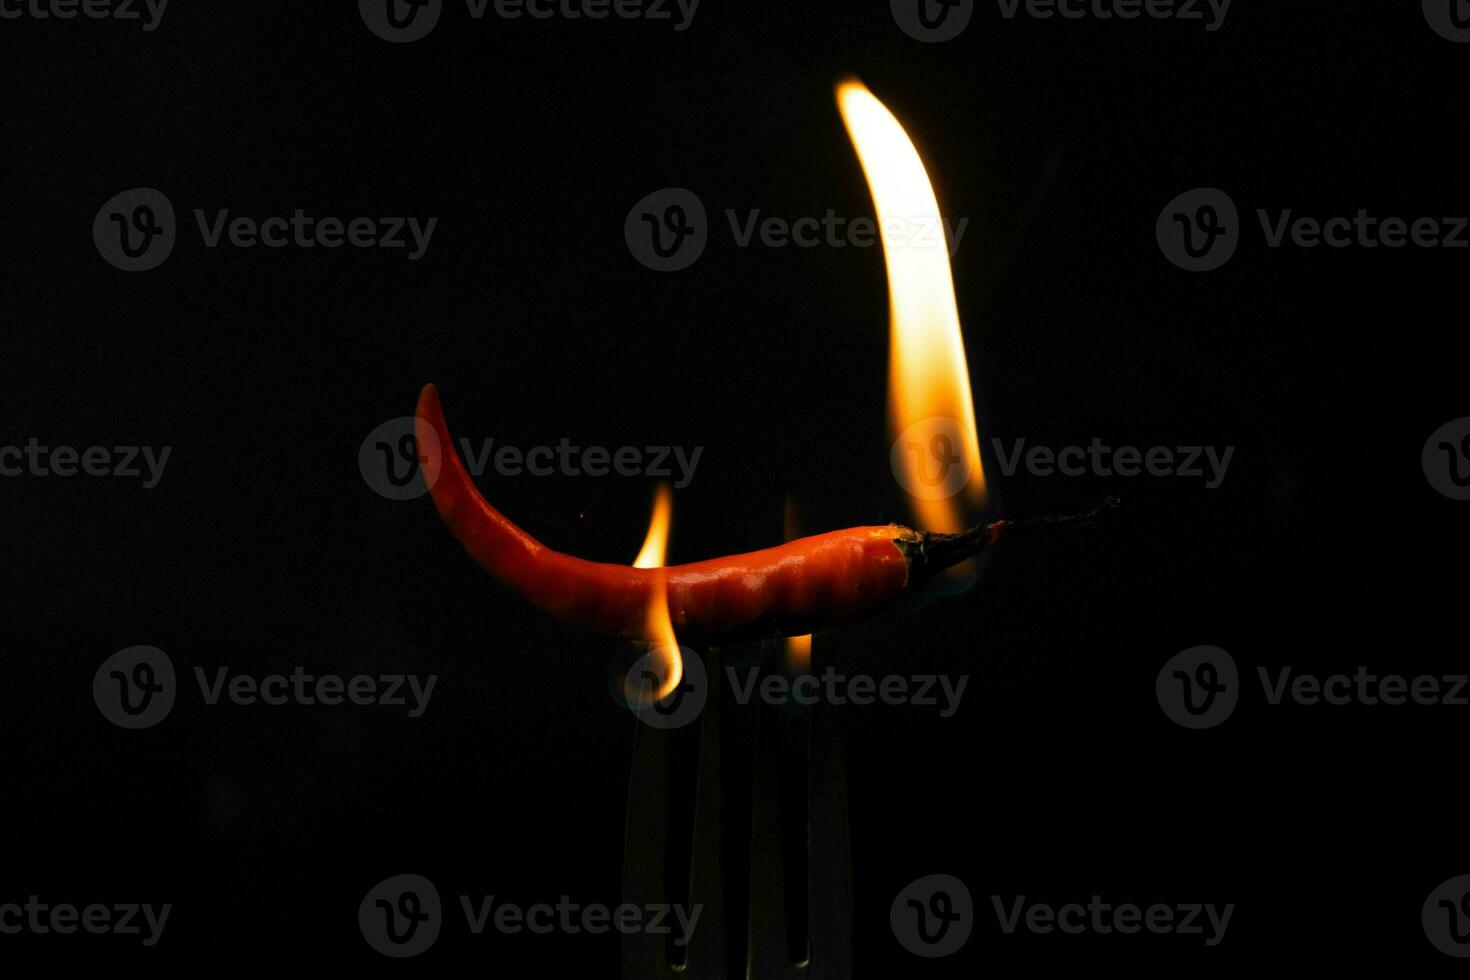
[633,484,673,570]
[631,484,681,703]
[782,496,812,673]
[837,80,986,532]
[785,633,813,674]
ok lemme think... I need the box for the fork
[622,645,854,979]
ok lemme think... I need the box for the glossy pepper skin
[414,384,1003,646]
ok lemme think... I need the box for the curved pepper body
[415,384,917,645]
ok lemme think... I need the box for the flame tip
[838,82,986,534]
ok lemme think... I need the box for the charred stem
[902,495,1121,587]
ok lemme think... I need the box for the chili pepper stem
[997,494,1121,536]
[904,495,1121,586]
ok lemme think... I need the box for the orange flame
[782,496,812,673]
[630,484,682,703]
[837,80,985,532]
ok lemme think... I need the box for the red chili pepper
[415,385,1110,646]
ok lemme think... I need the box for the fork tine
[746,644,800,979]
[625,643,852,980]
[684,649,730,977]
[622,691,672,977]
[803,649,853,980]
[623,648,728,979]
[747,642,854,980]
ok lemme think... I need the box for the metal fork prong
[623,648,728,979]
[622,694,672,977]
[747,643,854,980]
[684,649,729,976]
[802,653,853,980]
[746,648,801,979]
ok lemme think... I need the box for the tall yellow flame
[632,484,681,702]
[837,80,985,532]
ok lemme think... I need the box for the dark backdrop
[4,0,1468,972]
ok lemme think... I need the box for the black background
[4,0,1469,972]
